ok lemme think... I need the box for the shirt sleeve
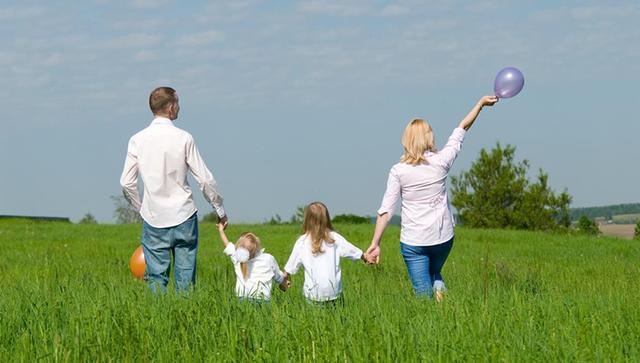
[376,166,400,216]
[185,134,226,218]
[119,137,142,211]
[335,233,363,261]
[223,244,238,264]
[433,127,466,170]
[270,255,285,284]
[284,239,303,275]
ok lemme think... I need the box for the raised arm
[217,223,231,247]
[458,95,498,131]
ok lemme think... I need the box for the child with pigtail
[217,224,289,301]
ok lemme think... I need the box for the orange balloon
[129,246,146,280]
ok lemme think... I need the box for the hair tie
[234,247,250,263]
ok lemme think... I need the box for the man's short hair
[149,87,177,114]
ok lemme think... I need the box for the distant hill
[570,203,640,221]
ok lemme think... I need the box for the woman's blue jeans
[400,237,453,298]
[141,212,199,294]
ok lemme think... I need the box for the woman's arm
[458,95,498,131]
[366,212,391,264]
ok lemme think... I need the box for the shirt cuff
[273,271,285,284]
[214,205,226,219]
[223,244,235,256]
[377,207,392,216]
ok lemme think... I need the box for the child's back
[284,231,362,302]
[224,244,284,300]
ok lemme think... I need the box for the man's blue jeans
[141,212,198,294]
[400,237,453,298]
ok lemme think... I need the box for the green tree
[289,205,305,224]
[78,213,97,224]
[451,143,571,230]
[576,215,600,236]
[635,220,640,240]
[111,195,142,224]
[332,214,370,224]
[266,214,282,225]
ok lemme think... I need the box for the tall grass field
[1,220,639,362]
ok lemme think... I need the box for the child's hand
[362,251,377,265]
[279,273,291,292]
[216,223,225,232]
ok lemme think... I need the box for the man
[120,86,227,294]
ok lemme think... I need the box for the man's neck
[154,114,173,121]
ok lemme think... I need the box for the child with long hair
[217,224,289,301]
[284,202,373,303]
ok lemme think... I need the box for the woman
[366,95,498,300]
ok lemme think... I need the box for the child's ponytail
[234,233,261,280]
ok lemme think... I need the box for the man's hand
[217,215,228,229]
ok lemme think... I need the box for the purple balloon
[494,67,524,99]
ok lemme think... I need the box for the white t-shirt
[377,127,466,246]
[223,244,285,301]
[284,231,363,301]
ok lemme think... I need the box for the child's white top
[377,127,466,246]
[223,244,285,300]
[284,231,362,302]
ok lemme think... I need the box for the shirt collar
[150,116,173,126]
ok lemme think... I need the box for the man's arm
[185,134,226,220]
[120,138,142,211]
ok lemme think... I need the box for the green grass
[1,220,639,362]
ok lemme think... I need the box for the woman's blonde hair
[400,118,436,165]
[235,232,262,280]
[302,202,335,255]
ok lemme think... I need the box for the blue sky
[1,0,638,223]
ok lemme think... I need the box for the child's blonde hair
[235,232,262,280]
[400,118,436,165]
[302,202,335,255]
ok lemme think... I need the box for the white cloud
[102,33,161,48]
[129,0,168,9]
[297,0,372,16]
[175,30,225,47]
[0,6,46,20]
[380,4,410,16]
[133,50,157,62]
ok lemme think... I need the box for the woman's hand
[366,244,381,264]
[478,95,498,108]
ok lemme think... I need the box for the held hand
[279,274,291,291]
[362,252,377,265]
[478,95,498,107]
[217,215,228,230]
[216,222,225,232]
[365,245,381,264]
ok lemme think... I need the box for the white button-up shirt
[120,117,225,228]
[284,231,363,301]
[223,244,285,301]
[377,127,466,246]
